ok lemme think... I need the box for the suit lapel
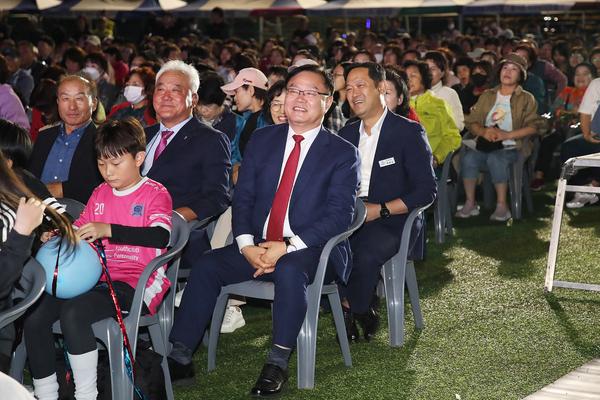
[367,112,393,198]
[148,119,195,172]
[289,128,330,209]
[347,125,360,147]
[263,124,288,203]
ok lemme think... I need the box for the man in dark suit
[142,60,231,259]
[339,62,437,341]
[29,75,102,204]
[167,64,360,397]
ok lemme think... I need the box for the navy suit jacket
[233,124,360,283]
[28,123,102,204]
[145,117,231,220]
[339,110,437,258]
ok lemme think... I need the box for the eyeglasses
[270,102,284,111]
[286,87,330,98]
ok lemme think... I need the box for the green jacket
[465,85,546,156]
[410,90,461,163]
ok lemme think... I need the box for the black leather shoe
[342,307,360,343]
[250,363,288,397]
[167,357,195,385]
[355,307,380,341]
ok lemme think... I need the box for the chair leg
[207,293,229,372]
[328,291,352,367]
[523,166,534,214]
[445,185,455,237]
[509,162,523,220]
[434,199,444,244]
[9,339,27,382]
[296,287,320,389]
[405,261,424,330]
[382,254,407,347]
[103,322,133,400]
[148,324,174,400]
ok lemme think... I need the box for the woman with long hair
[0,150,76,371]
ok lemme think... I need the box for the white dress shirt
[236,125,322,252]
[357,107,387,198]
[142,116,193,176]
[431,81,465,131]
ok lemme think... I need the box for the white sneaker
[455,203,480,218]
[566,192,599,209]
[220,306,245,333]
[490,208,512,222]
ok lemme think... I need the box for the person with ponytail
[0,150,76,372]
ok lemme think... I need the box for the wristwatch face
[380,207,390,218]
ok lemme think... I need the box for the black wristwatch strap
[380,202,391,219]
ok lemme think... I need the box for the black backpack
[56,339,167,400]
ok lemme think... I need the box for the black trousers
[23,282,135,379]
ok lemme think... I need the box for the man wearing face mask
[83,52,119,112]
[108,66,157,127]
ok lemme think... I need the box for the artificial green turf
[174,190,600,400]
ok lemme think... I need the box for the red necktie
[266,134,305,241]
[153,130,174,161]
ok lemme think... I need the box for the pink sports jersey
[75,177,173,314]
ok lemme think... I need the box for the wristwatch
[284,238,297,253]
[380,202,391,219]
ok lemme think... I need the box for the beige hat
[287,58,319,72]
[85,35,101,47]
[220,68,268,96]
[499,53,528,80]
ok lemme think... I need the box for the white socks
[33,373,59,400]
[68,350,98,400]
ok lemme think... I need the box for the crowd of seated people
[1,8,600,398]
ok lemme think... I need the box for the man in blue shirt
[29,75,103,203]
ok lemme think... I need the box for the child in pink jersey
[24,117,172,400]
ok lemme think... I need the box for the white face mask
[123,85,146,105]
[82,66,101,81]
[374,53,383,63]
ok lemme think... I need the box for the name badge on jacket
[379,157,395,168]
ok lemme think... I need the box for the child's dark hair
[0,119,32,169]
[95,117,146,159]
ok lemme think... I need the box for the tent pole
[418,16,422,36]
[496,13,500,26]
[344,12,349,32]
[458,13,463,33]
[259,16,264,46]
[404,15,410,33]
[276,16,282,37]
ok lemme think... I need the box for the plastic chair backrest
[126,211,190,336]
[210,207,233,250]
[57,198,85,220]
[0,259,46,330]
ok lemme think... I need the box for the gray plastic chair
[0,259,46,330]
[177,213,221,284]
[11,212,190,400]
[434,150,456,244]
[57,198,85,220]
[206,199,366,389]
[382,201,433,347]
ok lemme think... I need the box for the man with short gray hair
[144,60,231,261]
